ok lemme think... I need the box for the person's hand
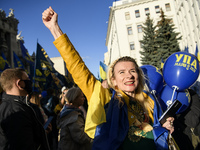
[162,117,174,134]
[42,6,58,30]
[45,123,52,134]
[101,79,109,89]
[42,6,63,39]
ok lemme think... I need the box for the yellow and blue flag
[35,43,59,90]
[19,41,36,81]
[0,52,10,72]
[34,43,49,86]
[36,43,55,72]
[13,51,25,69]
[99,61,108,81]
[195,44,200,62]
[53,70,73,88]
[19,41,34,65]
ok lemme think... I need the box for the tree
[140,15,158,66]
[155,9,182,68]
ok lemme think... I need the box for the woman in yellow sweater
[42,6,174,150]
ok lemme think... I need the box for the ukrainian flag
[195,44,200,62]
[99,61,108,81]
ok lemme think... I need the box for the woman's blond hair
[30,92,41,107]
[107,56,153,117]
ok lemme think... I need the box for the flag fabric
[34,43,54,82]
[184,45,189,53]
[19,41,34,65]
[44,70,59,90]
[19,41,35,80]
[54,71,67,87]
[34,42,74,91]
[160,58,164,69]
[29,64,35,80]
[195,44,200,62]
[34,68,46,82]
[34,42,58,90]
[0,52,10,71]
[99,61,108,81]
[13,51,25,69]
[36,43,55,72]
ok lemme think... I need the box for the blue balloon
[140,65,164,94]
[159,85,190,114]
[163,51,199,91]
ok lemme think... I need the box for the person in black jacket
[41,88,59,150]
[172,89,200,150]
[0,84,2,104]
[0,68,50,150]
[57,87,92,150]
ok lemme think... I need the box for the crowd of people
[0,6,200,150]
[0,68,89,150]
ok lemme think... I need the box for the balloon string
[171,86,178,103]
[151,90,163,113]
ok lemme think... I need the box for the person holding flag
[42,6,175,150]
[99,61,108,82]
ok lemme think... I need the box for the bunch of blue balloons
[141,51,199,114]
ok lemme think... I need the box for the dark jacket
[30,103,45,125]
[0,93,50,150]
[57,105,92,150]
[172,89,200,150]
[41,95,59,117]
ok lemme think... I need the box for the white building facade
[51,56,67,75]
[105,0,200,66]
[174,0,200,54]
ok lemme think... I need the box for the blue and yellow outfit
[54,34,169,150]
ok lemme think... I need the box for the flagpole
[32,40,38,91]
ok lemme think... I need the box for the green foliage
[140,9,182,69]
[140,15,158,66]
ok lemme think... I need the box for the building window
[155,5,160,13]
[145,8,150,15]
[125,12,130,20]
[165,3,171,11]
[198,1,200,10]
[130,42,135,50]
[135,10,140,18]
[127,26,133,35]
[137,25,142,33]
